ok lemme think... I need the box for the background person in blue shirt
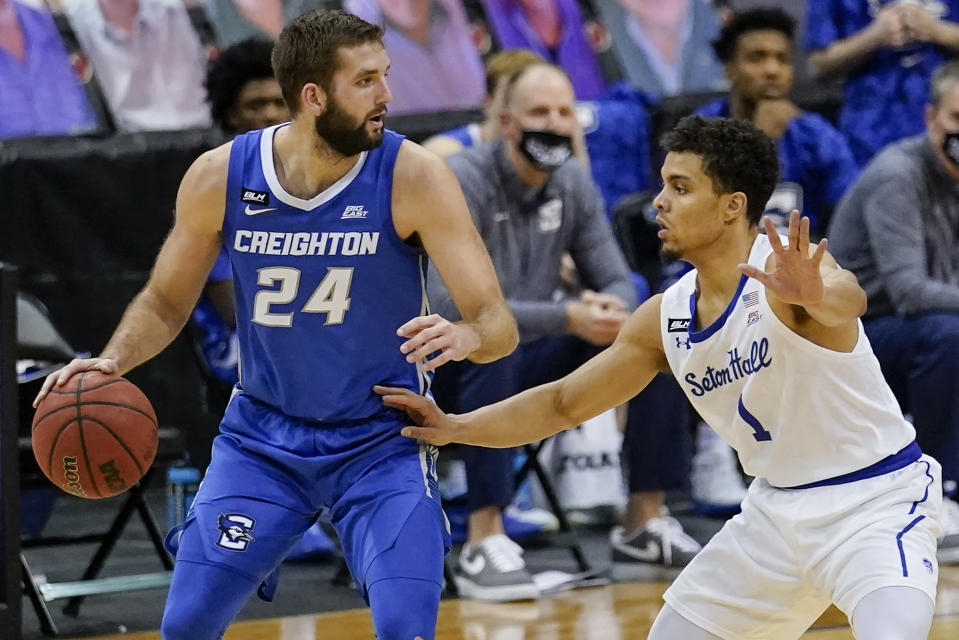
[807,0,959,167]
[698,7,858,238]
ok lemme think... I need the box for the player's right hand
[374,385,458,446]
[33,358,120,408]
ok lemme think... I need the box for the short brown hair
[484,49,543,96]
[272,10,383,114]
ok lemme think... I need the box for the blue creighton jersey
[222,124,429,420]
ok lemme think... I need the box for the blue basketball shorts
[164,392,451,601]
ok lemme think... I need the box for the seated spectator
[480,0,607,100]
[421,47,543,156]
[0,0,97,139]
[64,0,211,132]
[344,0,486,114]
[593,0,725,97]
[808,0,959,166]
[828,59,959,563]
[429,62,700,601]
[203,0,330,46]
[698,8,858,236]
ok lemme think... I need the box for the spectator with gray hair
[828,58,959,564]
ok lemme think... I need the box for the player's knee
[368,578,441,640]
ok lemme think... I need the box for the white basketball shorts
[664,455,943,640]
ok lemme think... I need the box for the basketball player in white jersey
[376,116,945,639]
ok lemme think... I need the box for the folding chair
[17,292,177,637]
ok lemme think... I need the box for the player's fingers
[812,238,828,264]
[95,360,119,375]
[33,371,62,408]
[396,314,440,338]
[798,215,811,253]
[400,426,443,444]
[400,324,444,354]
[764,217,784,251]
[422,349,455,372]
[787,210,800,251]
[373,385,418,398]
[738,263,769,285]
[406,335,450,363]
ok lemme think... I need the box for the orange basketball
[31,371,158,499]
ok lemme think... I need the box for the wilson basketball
[31,371,158,499]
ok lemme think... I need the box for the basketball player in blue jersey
[33,10,518,640]
[378,116,946,639]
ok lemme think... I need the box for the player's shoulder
[181,140,233,195]
[394,138,456,185]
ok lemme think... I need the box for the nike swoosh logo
[621,540,660,561]
[459,553,486,575]
[245,205,277,216]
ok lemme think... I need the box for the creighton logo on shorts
[216,513,256,551]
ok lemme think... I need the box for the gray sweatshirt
[428,140,636,343]
[827,135,959,318]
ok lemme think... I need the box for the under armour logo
[675,336,691,350]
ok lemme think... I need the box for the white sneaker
[456,534,539,602]
[938,497,959,564]
[690,422,746,516]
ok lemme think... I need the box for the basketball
[31,371,158,499]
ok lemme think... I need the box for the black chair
[611,188,666,289]
[17,292,177,637]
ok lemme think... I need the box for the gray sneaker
[938,497,959,564]
[610,517,702,581]
[455,534,539,602]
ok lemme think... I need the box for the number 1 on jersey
[253,266,354,327]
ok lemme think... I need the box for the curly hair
[661,116,779,226]
[205,37,276,133]
[272,10,383,115]
[712,8,795,63]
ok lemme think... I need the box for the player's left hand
[374,385,458,446]
[397,314,481,372]
[738,210,827,308]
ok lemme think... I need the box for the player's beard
[314,97,385,157]
[660,245,682,263]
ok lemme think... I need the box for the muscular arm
[392,141,518,363]
[101,145,230,373]
[381,296,668,448]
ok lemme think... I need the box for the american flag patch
[742,291,759,308]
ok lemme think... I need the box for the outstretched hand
[738,211,827,308]
[374,385,459,446]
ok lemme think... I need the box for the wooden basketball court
[76,565,959,640]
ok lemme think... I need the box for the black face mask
[518,129,573,171]
[943,131,959,169]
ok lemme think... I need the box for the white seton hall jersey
[660,234,916,488]
[222,124,429,421]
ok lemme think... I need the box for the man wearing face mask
[427,63,702,601]
[828,59,959,564]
